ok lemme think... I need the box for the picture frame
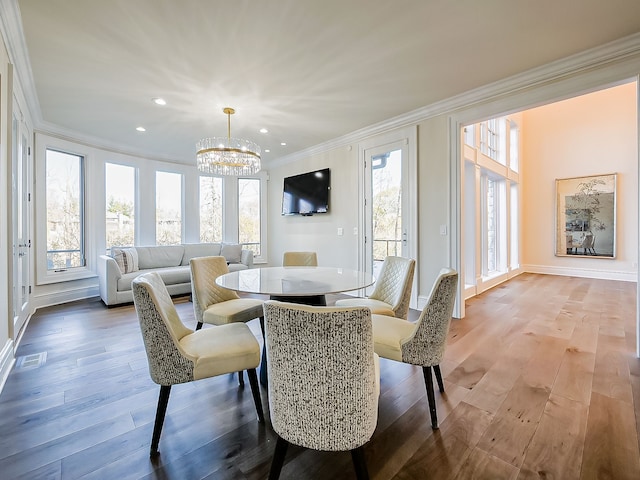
[555,173,617,258]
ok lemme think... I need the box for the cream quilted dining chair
[190,256,265,385]
[335,256,416,319]
[190,256,264,331]
[371,268,458,429]
[132,272,264,456]
[263,301,380,480]
[282,251,318,266]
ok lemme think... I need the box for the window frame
[36,140,95,285]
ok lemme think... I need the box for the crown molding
[269,32,640,169]
[0,0,42,123]
[35,119,191,165]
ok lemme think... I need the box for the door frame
[357,125,418,307]
[10,95,32,344]
[448,72,640,357]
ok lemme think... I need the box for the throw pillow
[221,243,242,264]
[112,247,139,274]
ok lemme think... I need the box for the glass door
[12,105,31,340]
[363,136,416,304]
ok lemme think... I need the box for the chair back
[190,256,240,321]
[263,301,378,451]
[132,272,195,385]
[282,251,318,266]
[370,256,416,319]
[583,234,594,248]
[401,268,458,366]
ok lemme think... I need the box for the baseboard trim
[0,339,15,397]
[522,264,637,282]
[31,285,101,311]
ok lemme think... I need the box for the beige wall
[267,145,361,269]
[522,82,638,277]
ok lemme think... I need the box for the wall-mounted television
[282,168,330,216]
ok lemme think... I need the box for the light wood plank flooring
[0,273,639,479]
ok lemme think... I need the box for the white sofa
[97,243,253,306]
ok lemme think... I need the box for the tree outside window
[106,163,135,250]
[45,149,85,270]
[156,171,182,245]
[238,178,260,256]
[200,175,223,243]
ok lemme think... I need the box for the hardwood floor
[1,273,639,479]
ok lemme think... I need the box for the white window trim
[35,136,96,285]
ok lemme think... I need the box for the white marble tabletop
[215,266,375,297]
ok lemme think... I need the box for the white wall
[267,145,360,269]
[522,82,638,280]
[0,23,12,389]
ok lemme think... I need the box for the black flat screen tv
[282,168,330,216]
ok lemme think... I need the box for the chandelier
[196,107,261,176]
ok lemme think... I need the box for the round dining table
[215,265,375,304]
[216,266,376,385]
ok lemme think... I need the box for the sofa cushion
[111,247,139,274]
[181,243,222,266]
[221,243,242,263]
[116,266,191,292]
[136,245,184,269]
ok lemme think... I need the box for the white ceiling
[14,0,640,167]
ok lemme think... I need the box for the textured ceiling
[16,0,640,166]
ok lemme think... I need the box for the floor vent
[16,352,47,370]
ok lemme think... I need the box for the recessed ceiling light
[280,142,287,146]
[136,126,146,132]
[264,149,271,153]
[259,128,268,134]
[152,98,167,106]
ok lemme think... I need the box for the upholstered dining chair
[263,301,380,480]
[190,255,265,385]
[371,268,458,429]
[282,251,318,266]
[335,256,416,319]
[132,272,264,456]
[190,255,265,331]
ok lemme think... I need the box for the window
[509,120,520,172]
[199,175,223,243]
[463,124,475,147]
[510,183,519,270]
[238,178,261,256]
[106,163,135,250]
[156,171,182,245]
[480,118,507,165]
[45,149,85,270]
[483,174,507,277]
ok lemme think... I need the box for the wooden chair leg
[422,366,438,429]
[195,321,203,330]
[238,370,245,386]
[351,446,370,480]
[247,368,265,423]
[268,436,289,480]
[259,316,268,387]
[150,385,171,456]
[433,364,445,393]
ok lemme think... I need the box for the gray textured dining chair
[263,301,380,480]
[371,268,458,429]
[132,272,264,456]
[335,256,415,319]
[282,251,318,266]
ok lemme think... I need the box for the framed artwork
[555,173,616,258]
